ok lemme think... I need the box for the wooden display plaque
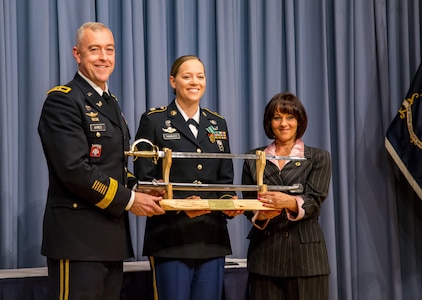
[159,199,276,211]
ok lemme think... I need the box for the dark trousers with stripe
[249,272,329,300]
[47,258,123,300]
[150,256,225,300]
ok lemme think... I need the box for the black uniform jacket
[38,73,133,261]
[242,145,331,277]
[134,100,234,258]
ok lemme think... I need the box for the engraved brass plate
[208,200,236,210]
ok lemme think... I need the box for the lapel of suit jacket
[276,145,311,187]
[263,160,285,186]
[74,74,122,128]
[196,108,212,144]
[108,93,128,131]
[262,145,310,187]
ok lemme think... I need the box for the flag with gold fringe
[385,64,422,199]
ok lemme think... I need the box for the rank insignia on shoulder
[148,106,167,115]
[47,85,72,95]
[204,108,224,119]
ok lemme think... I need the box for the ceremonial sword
[127,138,306,205]
[125,138,306,161]
[136,180,304,194]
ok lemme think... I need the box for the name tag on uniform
[90,123,106,132]
[163,133,180,140]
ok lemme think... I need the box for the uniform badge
[85,105,92,111]
[217,140,224,152]
[210,120,217,125]
[96,101,103,107]
[162,120,176,133]
[90,144,102,157]
[87,92,93,97]
[206,126,216,143]
[86,112,99,122]
[86,112,98,118]
[170,110,177,116]
[163,127,177,133]
[213,131,226,139]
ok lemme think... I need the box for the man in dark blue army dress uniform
[38,22,164,299]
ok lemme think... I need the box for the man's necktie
[102,92,111,103]
[102,92,119,120]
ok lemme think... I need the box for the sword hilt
[125,138,160,164]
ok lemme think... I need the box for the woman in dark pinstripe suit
[242,92,331,300]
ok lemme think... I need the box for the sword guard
[126,138,160,164]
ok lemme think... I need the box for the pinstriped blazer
[242,145,331,277]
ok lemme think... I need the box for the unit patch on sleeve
[90,144,102,157]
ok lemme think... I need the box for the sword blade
[136,181,304,193]
[126,139,305,161]
[126,150,305,161]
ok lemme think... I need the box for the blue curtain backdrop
[1,0,421,299]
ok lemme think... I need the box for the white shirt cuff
[125,191,135,211]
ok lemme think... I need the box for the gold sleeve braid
[92,178,118,209]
